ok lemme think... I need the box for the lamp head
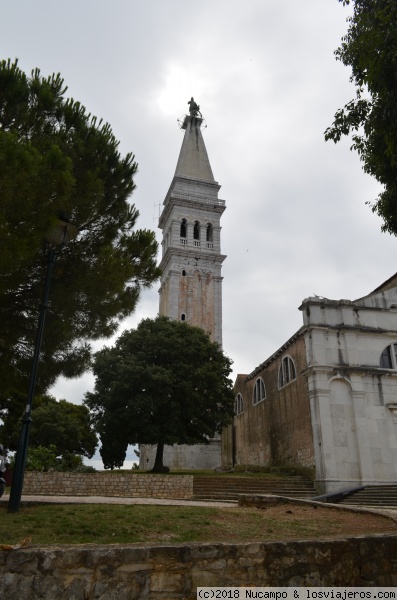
[45,215,77,247]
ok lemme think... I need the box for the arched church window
[181,269,186,277]
[193,221,200,240]
[278,356,297,389]
[180,219,187,238]
[235,393,244,415]
[380,343,397,369]
[180,313,186,321]
[252,377,265,405]
[206,223,213,242]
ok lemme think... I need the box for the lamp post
[8,219,77,513]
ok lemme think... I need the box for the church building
[140,101,397,493]
[222,275,397,494]
[139,99,226,470]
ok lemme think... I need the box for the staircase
[336,485,397,509]
[193,476,317,502]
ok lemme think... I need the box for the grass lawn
[0,503,396,546]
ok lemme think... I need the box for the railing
[179,238,215,250]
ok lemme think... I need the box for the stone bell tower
[158,100,226,345]
[140,99,227,470]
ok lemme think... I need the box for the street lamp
[8,218,77,513]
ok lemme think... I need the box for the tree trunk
[151,441,169,472]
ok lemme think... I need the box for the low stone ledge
[22,472,194,499]
[1,535,397,599]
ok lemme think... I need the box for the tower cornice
[159,246,226,273]
[166,175,221,198]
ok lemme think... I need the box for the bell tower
[140,100,227,470]
[158,101,226,347]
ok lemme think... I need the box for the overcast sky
[3,0,396,468]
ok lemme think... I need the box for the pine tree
[0,59,161,403]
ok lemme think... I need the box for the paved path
[0,493,236,508]
[2,494,397,519]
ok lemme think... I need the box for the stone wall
[228,335,314,469]
[22,472,193,499]
[140,438,222,471]
[1,535,397,599]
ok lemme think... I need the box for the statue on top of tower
[188,97,201,118]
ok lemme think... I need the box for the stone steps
[193,476,317,501]
[337,485,397,508]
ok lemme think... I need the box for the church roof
[174,115,216,183]
[367,272,397,295]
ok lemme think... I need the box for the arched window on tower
[193,221,200,246]
[180,219,187,245]
[206,223,213,249]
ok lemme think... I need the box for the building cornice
[301,364,397,378]
[305,323,397,336]
[299,297,395,313]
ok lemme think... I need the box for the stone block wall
[22,472,193,499]
[1,535,397,599]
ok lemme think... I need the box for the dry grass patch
[212,504,397,542]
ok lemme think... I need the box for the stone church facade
[139,107,226,470]
[223,275,397,494]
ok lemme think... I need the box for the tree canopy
[21,446,86,472]
[85,316,235,471]
[0,59,160,403]
[325,0,397,234]
[1,395,97,460]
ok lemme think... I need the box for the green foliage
[85,316,235,470]
[8,444,84,472]
[325,0,397,234]
[23,445,59,472]
[0,59,160,404]
[1,395,97,459]
[0,390,26,449]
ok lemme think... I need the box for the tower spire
[174,116,215,182]
[174,99,215,182]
